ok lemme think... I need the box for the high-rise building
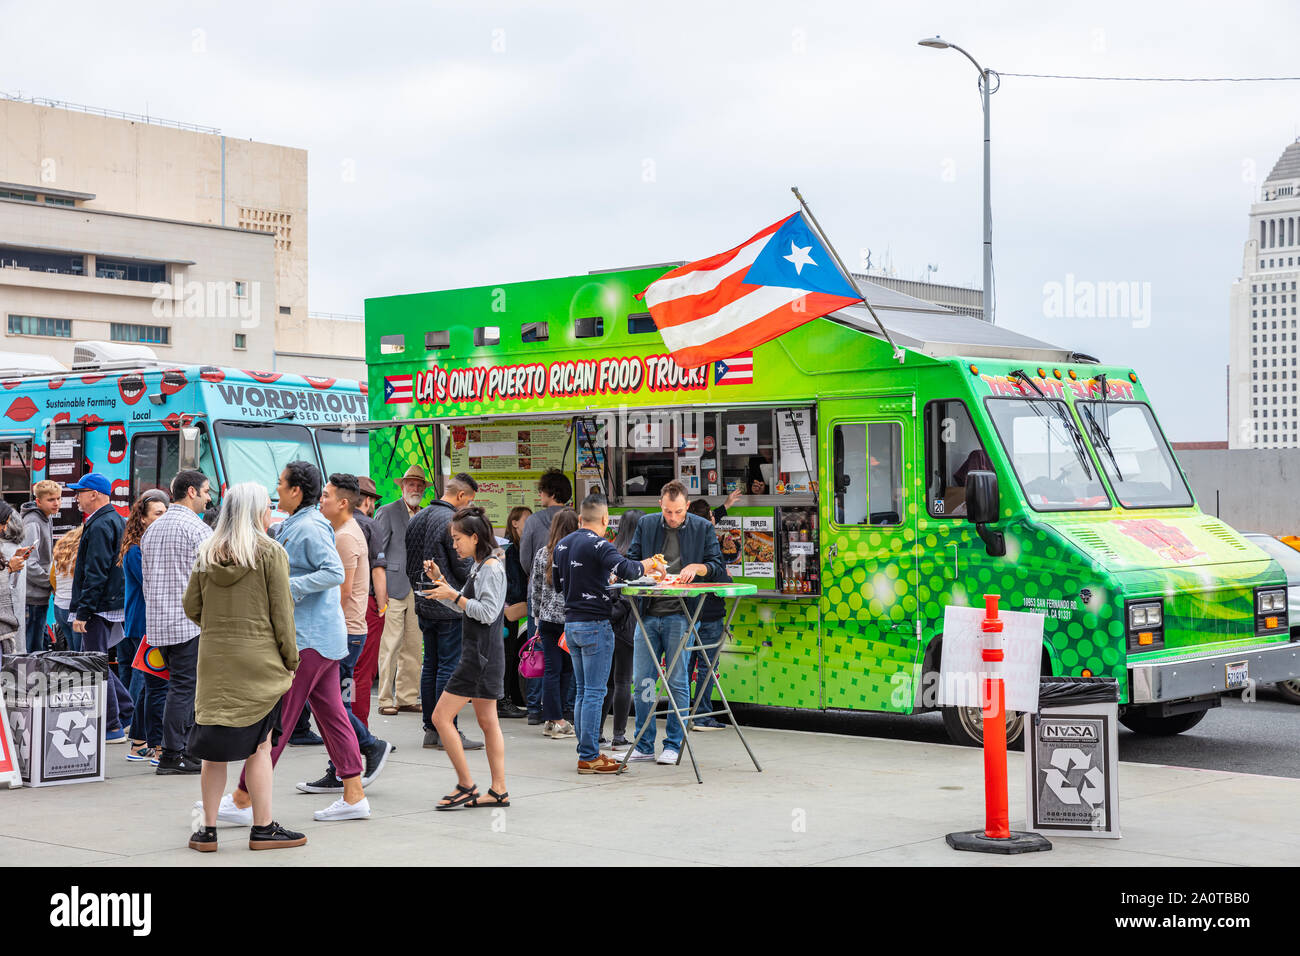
[0,95,362,376]
[1228,138,1300,449]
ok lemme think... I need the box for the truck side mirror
[965,470,1006,557]
[179,426,201,471]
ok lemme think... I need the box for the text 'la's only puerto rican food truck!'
[0,340,367,534]
[361,266,1300,745]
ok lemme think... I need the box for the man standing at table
[625,480,725,767]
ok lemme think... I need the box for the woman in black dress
[422,506,509,809]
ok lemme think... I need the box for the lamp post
[919,36,997,325]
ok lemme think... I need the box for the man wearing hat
[349,475,386,725]
[66,473,133,740]
[373,465,428,715]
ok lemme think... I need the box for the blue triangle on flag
[742,212,859,299]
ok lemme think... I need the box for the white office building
[1228,138,1300,449]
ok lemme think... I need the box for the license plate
[1225,660,1249,689]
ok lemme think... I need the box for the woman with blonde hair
[183,481,304,852]
[51,525,84,651]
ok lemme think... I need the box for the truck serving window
[215,421,317,499]
[985,398,1110,511]
[1076,401,1193,509]
[924,400,993,518]
[0,439,31,511]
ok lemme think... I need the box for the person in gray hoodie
[21,480,61,652]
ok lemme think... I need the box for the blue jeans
[82,617,133,733]
[524,606,543,716]
[338,632,377,751]
[52,604,79,651]
[419,616,463,732]
[25,602,49,652]
[539,619,574,722]
[567,619,615,761]
[631,613,689,754]
[690,618,725,716]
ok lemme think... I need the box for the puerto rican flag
[714,352,753,386]
[384,374,413,404]
[640,212,862,368]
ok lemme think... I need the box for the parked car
[1241,533,1300,704]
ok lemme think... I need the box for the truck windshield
[985,398,1111,511]
[1076,401,1193,508]
[214,421,318,499]
[317,425,370,480]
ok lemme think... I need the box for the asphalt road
[728,684,1300,779]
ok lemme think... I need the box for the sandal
[468,788,510,808]
[435,783,479,811]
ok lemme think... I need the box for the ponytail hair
[451,506,495,563]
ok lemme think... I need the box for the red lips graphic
[107,424,126,464]
[32,444,46,473]
[244,370,282,384]
[53,412,70,424]
[359,381,368,396]
[3,380,20,390]
[49,376,65,389]
[161,413,196,431]
[80,373,105,385]
[200,367,226,383]
[4,397,38,422]
[118,373,146,405]
[161,369,188,395]
[78,414,103,431]
[111,479,131,517]
[303,375,336,390]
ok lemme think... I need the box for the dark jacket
[626,511,726,615]
[504,541,528,606]
[552,528,646,623]
[123,544,146,639]
[71,503,126,622]
[21,501,55,604]
[405,498,471,621]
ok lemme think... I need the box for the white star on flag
[783,242,816,274]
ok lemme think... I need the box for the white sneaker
[314,796,371,821]
[192,793,253,827]
[551,720,575,739]
[627,748,657,762]
[657,748,680,765]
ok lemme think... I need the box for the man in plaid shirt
[142,470,213,775]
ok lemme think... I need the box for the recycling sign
[0,653,106,787]
[1026,708,1121,838]
[43,705,101,780]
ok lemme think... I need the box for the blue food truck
[0,343,367,532]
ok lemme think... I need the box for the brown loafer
[397,704,422,713]
[378,706,399,716]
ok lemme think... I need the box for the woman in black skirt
[182,482,305,852]
[422,506,509,809]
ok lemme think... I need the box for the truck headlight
[1255,587,1289,634]
[1126,599,1164,652]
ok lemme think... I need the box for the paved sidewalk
[1,709,1295,866]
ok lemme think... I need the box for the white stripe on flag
[642,231,771,309]
[657,286,808,354]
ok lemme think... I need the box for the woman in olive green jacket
[182,481,304,853]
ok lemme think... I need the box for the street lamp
[919,36,998,325]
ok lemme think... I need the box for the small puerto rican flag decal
[384,374,414,404]
[713,352,754,386]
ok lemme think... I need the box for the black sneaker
[526,713,544,726]
[289,729,324,746]
[249,821,307,851]
[612,736,631,748]
[189,825,218,853]
[361,739,393,787]
[296,770,343,794]
[423,729,440,749]
[497,700,527,719]
[156,754,202,775]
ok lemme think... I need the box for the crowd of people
[0,460,741,851]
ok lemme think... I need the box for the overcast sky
[4,0,1299,441]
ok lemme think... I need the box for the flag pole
[791,186,904,363]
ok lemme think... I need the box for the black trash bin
[1,651,110,787]
[1024,676,1121,838]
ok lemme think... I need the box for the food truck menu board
[446,419,573,527]
[742,515,775,578]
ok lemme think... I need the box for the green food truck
[361,266,1300,745]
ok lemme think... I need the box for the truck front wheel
[1118,709,1207,736]
[941,705,1025,747]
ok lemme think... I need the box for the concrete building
[1228,138,1300,449]
[0,95,363,376]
